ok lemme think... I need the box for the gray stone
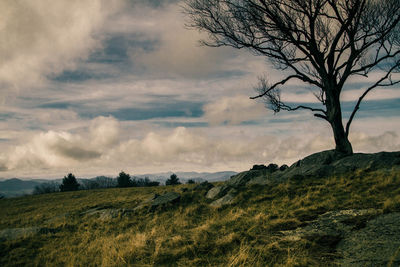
[227,170,268,188]
[206,186,223,199]
[0,227,40,241]
[276,150,400,181]
[82,207,132,221]
[210,189,237,207]
[281,209,379,243]
[150,192,181,210]
[336,212,400,267]
[0,227,60,241]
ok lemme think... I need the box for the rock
[227,170,268,188]
[193,181,214,191]
[281,209,379,244]
[205,185,230,199]
[277,150,400,181]
[0,227,40,241]
[150,192,181,210]
[336,212,400,266]
[82,207,132,221]
[251,164,268,170]
[210,189,237,207]
[0,227,60,241]
[279,164,289,171]
[267,163,279,172]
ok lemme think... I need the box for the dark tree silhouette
[166,173,181,185]
[117,171,132,188]
[185,0,400,154]
[59,173,80,192]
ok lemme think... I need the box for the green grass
[1,167,399,266]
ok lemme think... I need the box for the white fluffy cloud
[4,116,120,171]
[0,0,123,91]
[2,114,399,178]
[203,95,267,125]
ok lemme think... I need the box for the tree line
[33,172,187,195]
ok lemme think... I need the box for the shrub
[59,173,80,192]
[117,171,132,188]
[187,179,196,184]
[166,173,181,186]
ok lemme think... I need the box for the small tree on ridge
[117,171,132,188]
[166,173,181,185]
[59,173,80,192]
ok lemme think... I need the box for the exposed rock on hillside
[134,192,181,212]
[81,207,132,221]
[207,150,400,202]
[336,212,400,266]
[281,209,400,266]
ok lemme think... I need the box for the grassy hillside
[1,167,399,266]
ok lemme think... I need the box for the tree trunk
[326,88,353,155]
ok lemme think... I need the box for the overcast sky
[0,0,399,179]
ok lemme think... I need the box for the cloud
[0,0,123,91]
[350,131,400,152]
[1,114,400,178]
[123,2,249,79]
[203,95,267,125]
[4,116,119,171]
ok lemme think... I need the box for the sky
[0,0,399,179]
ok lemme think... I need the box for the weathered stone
[279,164,289,171]
[227,170,268,188]
[336,212,400,267]
[276,151,400,181]
[251,164,268,171]
[0,227,60,241]
[150,192,181,210]
[210,190,236,207]
[206,186,222,199]
[0,227,40,241]
[205,185,230,199]
[281,209,379,244]
[82,207,132,221]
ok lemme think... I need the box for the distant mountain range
[0,171,237,198]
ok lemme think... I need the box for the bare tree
[184,0,400,154]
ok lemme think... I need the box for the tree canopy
[59,173,80,192]
[185,0,400,154]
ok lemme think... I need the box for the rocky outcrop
[280,209,400,266]
[81,207,132,221]
[150,192,181,209]
[336,212,400,266]
[0,227,60,241]
[209,189,237,207]
[281,209,379,243]
[134,192,181,212]
[206,151,400,202]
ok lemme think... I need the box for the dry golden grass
[0,167,399,266]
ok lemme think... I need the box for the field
[1,167,400,266]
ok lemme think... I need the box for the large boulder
[205,185,230,199]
